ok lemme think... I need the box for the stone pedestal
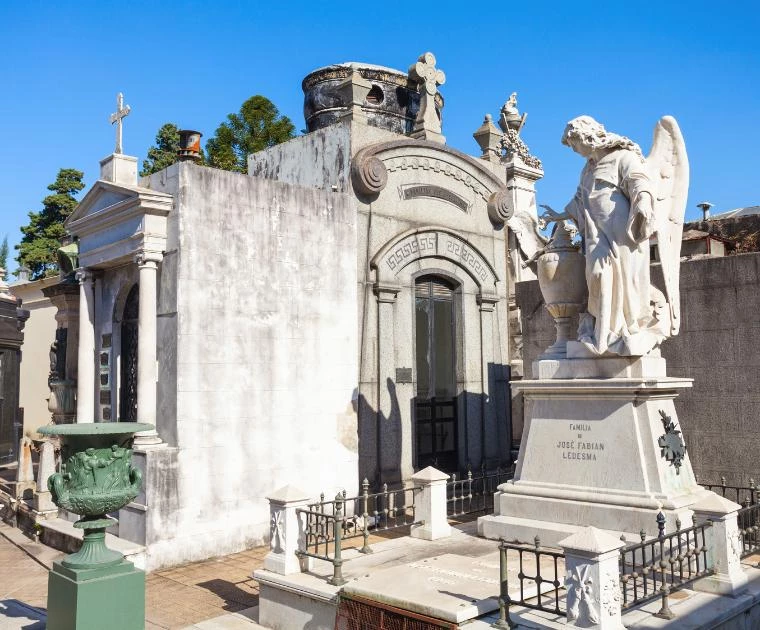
[559,527,626,629]
[47,559,145,630]
[479,357,713,546]
[410,466,451,541]
[264,485,312,575]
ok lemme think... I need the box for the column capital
[373,282,401,303]
[74,268,93,284]
[477,292,500,312]
[134,251,163,268]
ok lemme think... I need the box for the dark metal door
[414,277,458,472]
[120,284,139,422]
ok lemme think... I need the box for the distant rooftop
[709,205,760,220]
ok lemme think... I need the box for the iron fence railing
[446,466,514,517]
[619,512,712,619]
[296,481,420,585]
[699,477,758,506]
[737,500,760,558]
[492,536,566,628]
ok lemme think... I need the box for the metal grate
[336,595,456,630]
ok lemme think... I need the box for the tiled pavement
[0,523,267,629]
[1,522,423,629]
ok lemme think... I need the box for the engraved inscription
[556,422,605,462]
[400,184,470,212]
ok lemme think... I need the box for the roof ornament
[109,92,131,154]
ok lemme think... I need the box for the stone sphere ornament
[38,422,153,569]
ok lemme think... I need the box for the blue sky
[2,1,758,274]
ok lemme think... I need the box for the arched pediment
[352,139,512,225]
[371,227,499,291]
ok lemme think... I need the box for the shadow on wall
[356,364,513,490]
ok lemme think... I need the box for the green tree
[140,123,181,176]
[206,95,295,173]
[0,236,8,273]
[16,168,85,280]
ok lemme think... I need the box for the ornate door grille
[119,284,139,422]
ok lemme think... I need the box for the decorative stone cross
[409,52,446,142]
[109,92,131,154]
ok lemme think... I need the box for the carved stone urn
[37,422,152,569]
[47,378,77,424]
[537,222,586,358]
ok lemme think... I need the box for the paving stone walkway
[0,523,266,629]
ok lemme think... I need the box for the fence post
[264,485,312,575]
[559,527,625,629]
[693,494,748,595]
[329,492,347,586]
[410,466,451,541]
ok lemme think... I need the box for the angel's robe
[564,148,661,356]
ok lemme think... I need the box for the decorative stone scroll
[374,229,498,288]
[351,139,508,211]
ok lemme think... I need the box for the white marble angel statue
[540,115,688,357]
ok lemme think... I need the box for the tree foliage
[206,95,295,173]
[16,168,85,280]
[140,123,181,176]
[0,236,8,273]
[140,123,206,176]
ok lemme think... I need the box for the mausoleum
[44,55,544,569]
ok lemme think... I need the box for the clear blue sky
[2,1,758,274]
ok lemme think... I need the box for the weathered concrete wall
[515,252,760,486]
[11,277,58,433]
[140,163,358,569]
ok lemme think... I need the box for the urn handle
[128,464,143,495]
[48,472,68,504]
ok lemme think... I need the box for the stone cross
[409,52,446,141]
[109,92,131,154]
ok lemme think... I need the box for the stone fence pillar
[693,494,748,596]
[33,439,57,512]
[559,527,626,629]
[264,485,312,575]
[410,466,451,541]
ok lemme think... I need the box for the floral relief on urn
[537,221,586,358]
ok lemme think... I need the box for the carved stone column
[477,293,499,465]
[374,283,403,483]
[75,269,95,423]
[134,252,162,446]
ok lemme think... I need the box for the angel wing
[646,116,689,336]
[507,205,548,268]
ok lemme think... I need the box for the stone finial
[498,92,542,170]
[408,52,445,143]
[109,92,131,154]
[473,114,502,163]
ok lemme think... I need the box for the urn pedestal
[38,422,152,630]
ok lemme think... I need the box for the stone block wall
[514,252,760,487]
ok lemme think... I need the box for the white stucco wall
[11,277,58,434]
[140,163,359,568]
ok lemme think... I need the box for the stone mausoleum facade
[52,55,544,569]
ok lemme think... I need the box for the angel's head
[562,116,643,161]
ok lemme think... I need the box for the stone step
[39,518,145,568]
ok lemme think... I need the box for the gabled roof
[66,179,172,229]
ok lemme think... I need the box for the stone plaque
[396,368,413,383]
[102,333,112,349]
[99,391,111,405]
[399,184,470,212]
[100,352,109,367]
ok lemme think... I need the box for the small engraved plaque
[99,391,111,405]
[396,368,413,383]
[100,373,109,386]
[102,333,112,348]
[102,407,111,420]
[100,352,109,366]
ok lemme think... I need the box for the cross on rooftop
[409,52,445,97]
[408,52,446,141]
[109,92,131,154]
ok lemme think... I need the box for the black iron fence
[737,501,760,558]
[699,477,758,506]
[492,536,566,628]
[619,512,712,619]
[296,481,420,585]
[446,466,514,517]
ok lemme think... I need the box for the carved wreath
[658,410,686,474]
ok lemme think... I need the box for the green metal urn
[39,422,152,630]
[38,422,152,569]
